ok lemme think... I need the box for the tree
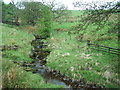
[10,0,22,25]
[36,4,53,38]
[2,2,15,24]
[0,1,2,23]
[19,1,53,38]
[40,0,69,21]
[73,1,120,31]
[2,1,20,25]
[20,2,44,25]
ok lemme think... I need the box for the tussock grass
[2,58,63,88]
[47,11,119,88]
[47,32,119,88]
[2,24,34,62]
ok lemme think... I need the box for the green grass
[47,32,119,88]
[46,11,119,88]
[1,10,119,88]
[68,10,84,16]
[52,22,79,30]
[75,21,118,48]
[1,24,64,88]
[2,24,34,62]
[2,58,64,88]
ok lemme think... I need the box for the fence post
[87,40,90,46]
[68,31,71,40]
[108,48,110,53]
[97,44,99,51]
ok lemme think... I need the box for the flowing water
[30,36,70,88]
[18,35,104,89]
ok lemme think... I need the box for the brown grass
[25,26,38,33]
[56,28,69,32]
[2,60,29,88]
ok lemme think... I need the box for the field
[1,9,119,88]
[46,11,119,88]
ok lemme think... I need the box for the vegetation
[46,1,119,88]
[1,0,120,88]
[2,2,17,24]
[2,24,33,62]
[47,30,119,88]
[36,6,52,38]
[2,58,63,88]
[1,24,63,88]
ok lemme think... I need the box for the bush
[37,18,51,38]
[37,5,52,38]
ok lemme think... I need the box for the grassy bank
[2,24,34,62]
[1,24,64,88]
[46,11,119,88]
[2,58,63,88]
[1,10,119,88]
[47,32,119,88]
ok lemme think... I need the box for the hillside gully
[14,34,105,89]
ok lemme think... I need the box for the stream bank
[14,34,104,89]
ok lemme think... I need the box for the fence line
[87,40,120,55]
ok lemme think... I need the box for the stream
[30,35,70,88]
[14,35,104,89]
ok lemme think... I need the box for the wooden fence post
[68,31,71,40]
[87,40,90,46]
[97,44,99,51]
[108,48,110,53]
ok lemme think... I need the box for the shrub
[36,5,52,38]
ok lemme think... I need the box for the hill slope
[1,24,63,88]
[46,11,119,88]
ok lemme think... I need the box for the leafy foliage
[21,2,44,25]
[73,1,120,32]
[41,0,69,21]
[36,5,53,38]
[2,2,15,24]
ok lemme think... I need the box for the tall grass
[2,58,64,88]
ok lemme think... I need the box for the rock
[24,68,32,71]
